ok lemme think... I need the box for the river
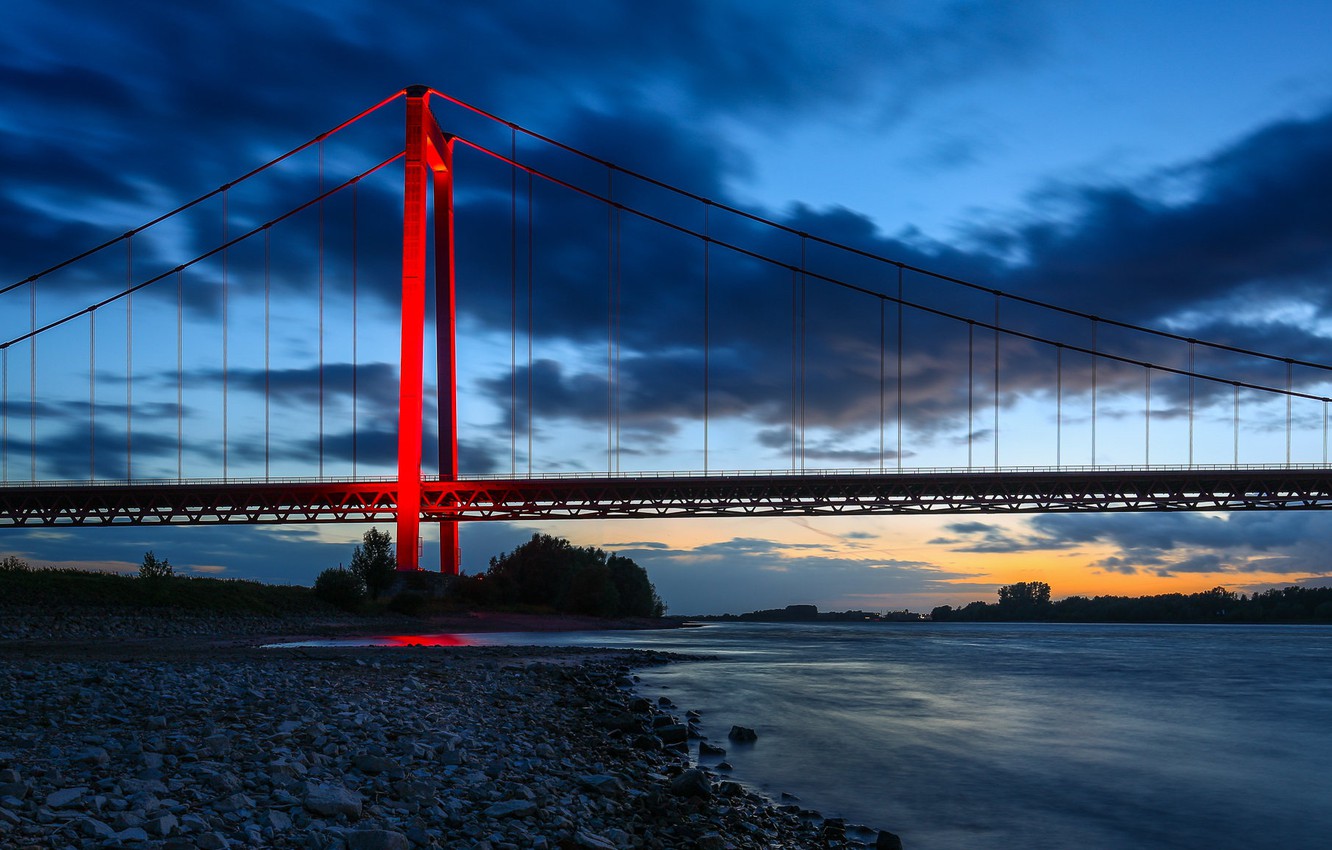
[294,621,1332,848]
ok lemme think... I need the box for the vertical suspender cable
[1323,399,1328,465]
[510,128,518,475]
[2,348,6,482]
[1233,383,1240,464]
[703,203,710,474]
[318,141,325,478]
[30,282,35,480]
[177,269,183,480]
[1188,341,1196,465]
[879,294,885,471]
[222,187,229,480]
[606,170,614,473]
[967,320,974,469]
[126,238,133,479]
[1056,344,1063,468]
[896,265,903,471]
[527,171,533,475]
[1145,366,1151,466]
[1091,318,1098,466]
[614,200,623,472]
[264,228,272,479]
[799,235,807,471]
[351,186,358,478]
[1286,360,1293,466]
[791,269,797,469]
[993,293,1000,468]
[89,309,95,478]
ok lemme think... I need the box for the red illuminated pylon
[397,85,458,574]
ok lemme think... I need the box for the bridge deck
[2,469,1332,525]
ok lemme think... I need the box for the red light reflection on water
[381,634,472,647]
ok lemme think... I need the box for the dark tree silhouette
[349,528,396,600]
[482,533,664,618]
[931,581,1332,623]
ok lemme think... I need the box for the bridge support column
[432,99,459,577]
[396,85,457,572]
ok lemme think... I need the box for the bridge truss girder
[2,470,1332,527]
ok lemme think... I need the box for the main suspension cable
[428,86,1332,377]
[455,135,1332,411]
[0,154,404,351]
[5,91,406,297]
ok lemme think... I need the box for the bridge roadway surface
[2,467,1332,525]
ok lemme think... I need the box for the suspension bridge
[3,86,1332,574]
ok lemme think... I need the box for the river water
[293,622,1332,848]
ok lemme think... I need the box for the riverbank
[0,603,687,645]
[0,622,902,849]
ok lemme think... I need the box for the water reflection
[268,632,478,648]
[380,634,472,647]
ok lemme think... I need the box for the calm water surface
[289,622,1332,848]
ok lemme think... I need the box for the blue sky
[4,1,1332,614]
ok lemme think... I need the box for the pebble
[0,617,902,848]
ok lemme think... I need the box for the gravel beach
[0,613,903,849]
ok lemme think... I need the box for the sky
[4,0,1332,614]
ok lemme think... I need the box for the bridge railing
[3,461,1331,489]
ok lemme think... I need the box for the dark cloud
[209,362,400,411]
[994,110,1332,324]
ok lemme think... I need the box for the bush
[314,567,365,612]
[139,551,174,580]
[349,528,396,600]
[1,555,32,572]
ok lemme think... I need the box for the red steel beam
[4,469,1332,526]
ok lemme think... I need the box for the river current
[296,622,1332,848]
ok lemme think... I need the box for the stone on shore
[0,621,903,849]
[346,828,411,850]
[44,786,86,808]
[656,723,689,745]
[303,782,364,818]
[728,724,759,742]
[670,767,712,798]
[484,798,537,818]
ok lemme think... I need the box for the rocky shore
[0,617,903,849]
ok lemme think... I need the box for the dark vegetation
[932,581,1332,623]
[452,533,666,618]
[0,553,328,615]
[6,529,667,621]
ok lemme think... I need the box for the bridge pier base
[440,521,459,575]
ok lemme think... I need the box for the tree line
[314,530,665,618]
[931,581,1332,623]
